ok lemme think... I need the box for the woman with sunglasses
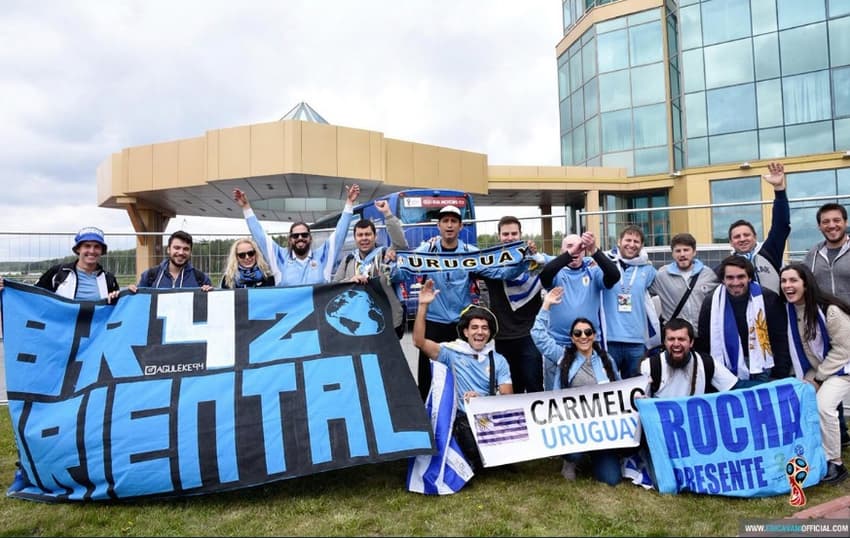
[780,263,850,484]
[532,286,622,485]
[221,238,275,289]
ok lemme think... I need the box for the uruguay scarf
[502,253,548,311]
[406,361,474,495]
[785,304,843,379]
[604,248,661,350]
[708,282,773,380]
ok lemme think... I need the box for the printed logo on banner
[474,409,528,446]
[786,451,809,507]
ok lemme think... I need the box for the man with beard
[134,230,213,290]
[233,184,360,286]
[641,318,738,398]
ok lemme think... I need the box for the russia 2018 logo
[785,455,809,507]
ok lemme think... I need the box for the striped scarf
[786,304,838,379]
[708,282,773,380]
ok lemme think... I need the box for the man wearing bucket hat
[413,279,513,471]
[35,226,120,302]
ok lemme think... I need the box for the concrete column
[123,202,172,280]
[585,190,601,240]
[539,203,553,255]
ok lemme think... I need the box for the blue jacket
[138,260,211,289]
[244,205,353,286]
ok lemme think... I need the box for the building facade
[558,0,850,254]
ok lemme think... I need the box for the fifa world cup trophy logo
[785,456,809,507]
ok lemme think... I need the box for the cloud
[0,0,563,243]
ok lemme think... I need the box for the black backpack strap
[667,273,701,323]
[146,267,157,287]
[649,354,662,397]
[489,351,496,396]
[194,268,206,286]
[697,352,715,394]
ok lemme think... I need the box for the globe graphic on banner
[325,289,385,336]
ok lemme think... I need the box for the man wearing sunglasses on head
[233,184,360,286]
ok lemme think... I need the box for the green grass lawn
[0,409,847,537]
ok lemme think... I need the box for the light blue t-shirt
[601,263,656,343]
[436,343,512,412]
[75,270,101,300]
[548,259,606,345]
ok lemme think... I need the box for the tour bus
[312,189,479,319]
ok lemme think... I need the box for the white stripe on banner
[407,362,473,494]
[466,376,647,467]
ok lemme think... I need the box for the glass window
[711,177,762,242]
[583,38,597,81]
[830,17,850,67]
[602,109,633,152]
[628,8,660,26]
[635,147,669,175]
[787,170,838,252]
[558,59,571,99]
[584,77,599,119]
[702,0,753,45]
[783,70,832,124]
[686,92,708,137]
[839,166,850,192]
[560,97,572,134]
[596,16,627,34]
[586,115,601,158]
[780,23,829,75]
[751,0,778,34]
[831,0,850,17]
[602,150,635,176]
[630,21,663,66]
[572,88,585,128]
[597,29,629,73]
[682,49,706,92]
[704,39,754,88]
[709,131,759,163]
[631,62,666,106]
[563,1,573,31]
[785,121,834,155]
[759,127,786,158]
[672,99,683,142]
[573,123,587,163]
[777,0,825,29]
[834,66,850,117]
[707,84,757,134]
[570,54,584,92]
[680,5,703,50]
[757,79,784,127]
[836,118,850,148]
[753,34,780,80]
[633,103,668,148]
[599,70,631,111]
[561,134,573,165]
[687,137,709,166]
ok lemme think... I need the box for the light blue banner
[636,379,827,497]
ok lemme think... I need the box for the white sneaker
[560,460,577,480]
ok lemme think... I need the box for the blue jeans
[564,451,622,486]
[734,369,772,389]
[606,341,646,379]
[496,335,543,393]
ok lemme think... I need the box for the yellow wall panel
[413,145,440,187]
[178,137,206,187]
[385,140,414,187]
[369,131,385,181]
[301,122,338,177]
[436,148,462,189]
[337,127,373,180]
[250,122,285,177]
[127,145,153,193]
[218,125,251,180]
[96,153,124,205]
[282,121,303,173]
[461,151,488,193]
[152,141,179,189]
[206,130,220,180]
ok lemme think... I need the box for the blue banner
[1,280,434,502]
[636,379,827,497]
[395,240,527,275]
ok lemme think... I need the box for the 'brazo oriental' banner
[1,279,434,502]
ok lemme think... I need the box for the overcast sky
[0,1,566,245]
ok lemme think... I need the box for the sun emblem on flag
[754,309,772,355]
[476,415,492,429]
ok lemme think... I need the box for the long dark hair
[558,318,617,388]
[780,263,850,340]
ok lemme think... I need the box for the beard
[666,350,691,369]
[291,241,310,257]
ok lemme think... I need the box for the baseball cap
[73,226,108,254]
[438,205,462,218]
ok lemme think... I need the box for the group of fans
[2,160,848,491]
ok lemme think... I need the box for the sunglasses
[290,232,310,240]
[572,328,595,338]
[236,250,256,259]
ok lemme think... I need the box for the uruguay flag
[406,362,474,494]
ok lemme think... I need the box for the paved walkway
[790,494,850,519]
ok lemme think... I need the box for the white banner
[465,377,649,467]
